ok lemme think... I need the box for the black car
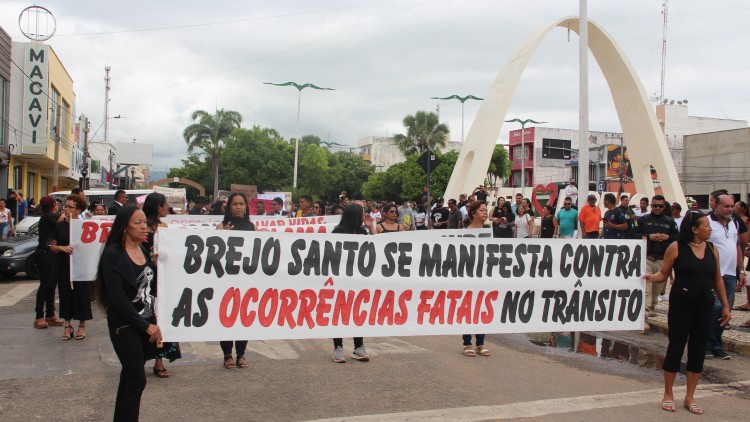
[0,223,40,279]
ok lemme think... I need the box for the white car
[14,216,41,235]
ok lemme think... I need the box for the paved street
[2,276,750,421]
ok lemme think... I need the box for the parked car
[0,224,40,279]
[13,216,40,235]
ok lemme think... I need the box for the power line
[114,0,434,102]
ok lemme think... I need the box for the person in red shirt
[578,194,602,239]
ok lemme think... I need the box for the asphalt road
[2,276,749,421]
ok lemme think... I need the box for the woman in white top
[369,203,382,223]
[0,198,13,239]
[515,204,533,238]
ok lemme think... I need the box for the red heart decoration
[531,183,558,214]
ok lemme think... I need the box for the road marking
[0,284,37,307]
[305,380,750,421]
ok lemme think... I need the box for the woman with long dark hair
[331,204,377,363]
[376,203,403,233]
[539,205,557,239]
[142,193,182,377]
[646,211,731,414]
[51,195,93,341]
[491,202,515,238]
[461,201,491,357]
[414,204,427,230]
[95,205,162,422]
[216,192,255,369]
[33,196,63,329]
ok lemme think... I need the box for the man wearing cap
[671,202,683,228]
[633,195,679,329]
[429,198,449,229]
[189,197,206,215]
[577,194,602,239]
[267,197,288,216]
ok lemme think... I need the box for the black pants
[462,334,485,347]
[333,337,363,348]
[58,279,93,321]
[34,250,57,319]
[108,322,147,422]
[662,287,713,373]
[220,341,248,357]
[584,232,599,239]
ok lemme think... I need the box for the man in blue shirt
[554,197,578,238]
[602,193,627,239]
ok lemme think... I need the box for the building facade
[357,136,463,171]
[0,27,10,193]
[683,128,750,206]
[8,41,76,200]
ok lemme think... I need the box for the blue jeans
[707,275,736,352]
[0,222,8,238]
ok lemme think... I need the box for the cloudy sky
[1,0,747,171]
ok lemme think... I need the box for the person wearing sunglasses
[633,195,679,331]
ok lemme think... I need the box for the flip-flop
[684,402,703,415]
[732,306,750,311]
[661,400,675,412]
[739,320,750,328]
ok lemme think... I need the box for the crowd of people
[17,182,750,419]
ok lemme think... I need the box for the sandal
[75,324,86,340]
[684,402,704,415]
[462,346,476,357]
[661,400,675,412]
[152,366,170,378]
[476,346,491,356]
[733,305,750,312]
[61,324,73,341]
[236,355,249,369]
[739,320,750,328]
[223,354,236,369]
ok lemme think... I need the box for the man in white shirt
[563,178,578,208]
[706,194,745,359]
[671,203,683,229]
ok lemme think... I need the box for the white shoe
[658,294,669,302]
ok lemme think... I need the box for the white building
[357,136,463,171]
[657,103,747,182]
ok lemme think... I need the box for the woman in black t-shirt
[95,205,162,422]
[540,205,557,238]
[34,196,63,329]
[216,193,256,369]
[491,202,515,238]
[331,204,377,363]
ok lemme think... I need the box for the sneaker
[352,346,370,361]
[332,346,346,363]
[711,350,731,360]
[658,294,669,302]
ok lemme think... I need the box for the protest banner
[153,185,187,210]
[156,229,645,342]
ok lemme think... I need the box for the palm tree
[183,109,243,198]
[393,110,449,156]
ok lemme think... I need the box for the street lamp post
[264,82,334,189]
[505,118,546,198]
[430,95,483,142]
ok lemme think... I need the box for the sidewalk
[648,284,750,356]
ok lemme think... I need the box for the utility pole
[108,149,115,190]
[104,66,111,144]
[80,116,90,189]
[659,0,669,103]
[52,123,60,192]
[578,0,590,238]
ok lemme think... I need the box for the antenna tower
[104,66,111,143]
[659,0,668,103]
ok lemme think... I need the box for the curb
[647,317,750,357]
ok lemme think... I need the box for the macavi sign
[22,44,49,155]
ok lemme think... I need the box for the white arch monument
[445,17,686,209]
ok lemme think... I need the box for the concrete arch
[149,177,206,197]
[445,17,685,209]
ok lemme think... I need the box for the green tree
[393,110,450,156]
[219,126,293,191]
[487,144,511,187]
[361,150,458,202]
[183,108,243,198]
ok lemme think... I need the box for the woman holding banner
[143,193,182,377]
[96,205,162,422]
[462,201,491,357]
[216,192,255,369]
[33,196,63,329]
[331,204,377,363]
[376,203,404,233]
[51,195,93,341]
[645,211,731,415]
